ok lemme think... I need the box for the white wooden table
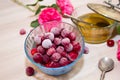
[0,0,120,80]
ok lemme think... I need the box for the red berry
[65,43,73,52]
[59,57,69,66]
[107,40,114,47]
[33,53,43,63]
[34,35,41,44]
[19,28,26,35]
[47,47,56,56]
[61,38,70,46]
[51,62,61,68]
[44,32,54,41]
[45,62,52,67]
[51,52,61,62]
[42,39,52,49]
[41,35,46,41]
[72,41,81,52]
[43,54,50,64]
[56,46,64,53]
[54,38,61,45]
[61,51,68,57]
[45,61,60,68]
[68,51,78,61]
[51,44,57,49]
[50,27,61,36]
[26,67,34,76]
[68,32,76,41]
[84,46,89,54]
[61,29,70,37]
[37,46,45,54]
[31,48,38,55]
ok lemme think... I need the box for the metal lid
[87,3,120,22]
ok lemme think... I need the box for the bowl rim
[24,21,85,70]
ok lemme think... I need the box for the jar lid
[87,3,120,22]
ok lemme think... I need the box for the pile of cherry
[30,27,81,68]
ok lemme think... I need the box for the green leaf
[51,4,58,8]
[50,4,60,12]
[30,19,39,28]
[51,4,60,10]
[117,25,120,34]
[35,5,47,15]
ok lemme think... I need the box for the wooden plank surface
[0,0,120,80]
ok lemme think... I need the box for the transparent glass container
[24,21,85,75]
[72,5,118,44]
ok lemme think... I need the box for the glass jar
[71,4,118,44]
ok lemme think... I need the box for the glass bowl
[24,21,85,76]
[71,6,118,44]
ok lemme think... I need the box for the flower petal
[56,0,74,15]
[38,8,62,24]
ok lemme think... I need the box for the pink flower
[56,0,74,15]
[117,53,120,61]
[117,40,120,61]
[38,7,62,24]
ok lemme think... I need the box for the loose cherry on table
[107,40,115,47]
[26,67,35,76]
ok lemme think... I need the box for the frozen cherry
[44,32,54,41]
[50,27,61,36]
[72,41,81,52]
[68,32,76,41]
[107,40,114,47]
[59,57,69,66]
[54,38,61,45]
[26,67,34,76]
[41,35,46,41]
[61,51,68,57]
[33,53,43,63]
[61,38,70,46]
[53,63,61,68]
[51,52,61,62]
[84,46,89,54]
[45,62,52,67]
[65,43,73,52]
[42,39,52,49]
[45,61,60,68]
[47,47,56,56]
[61,29,70,37]
[51,44,57,49]
[68,51,78,61]
[31,48,38,55]
[37,46,45,54]
[34,35,41,44]
[43,54,50,64]
[56,46,64,53]
[19,28,26,35]
[51,62,61,68]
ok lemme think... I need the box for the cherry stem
[11,0,35,12]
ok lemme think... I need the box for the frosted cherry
[42,39,52,49]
